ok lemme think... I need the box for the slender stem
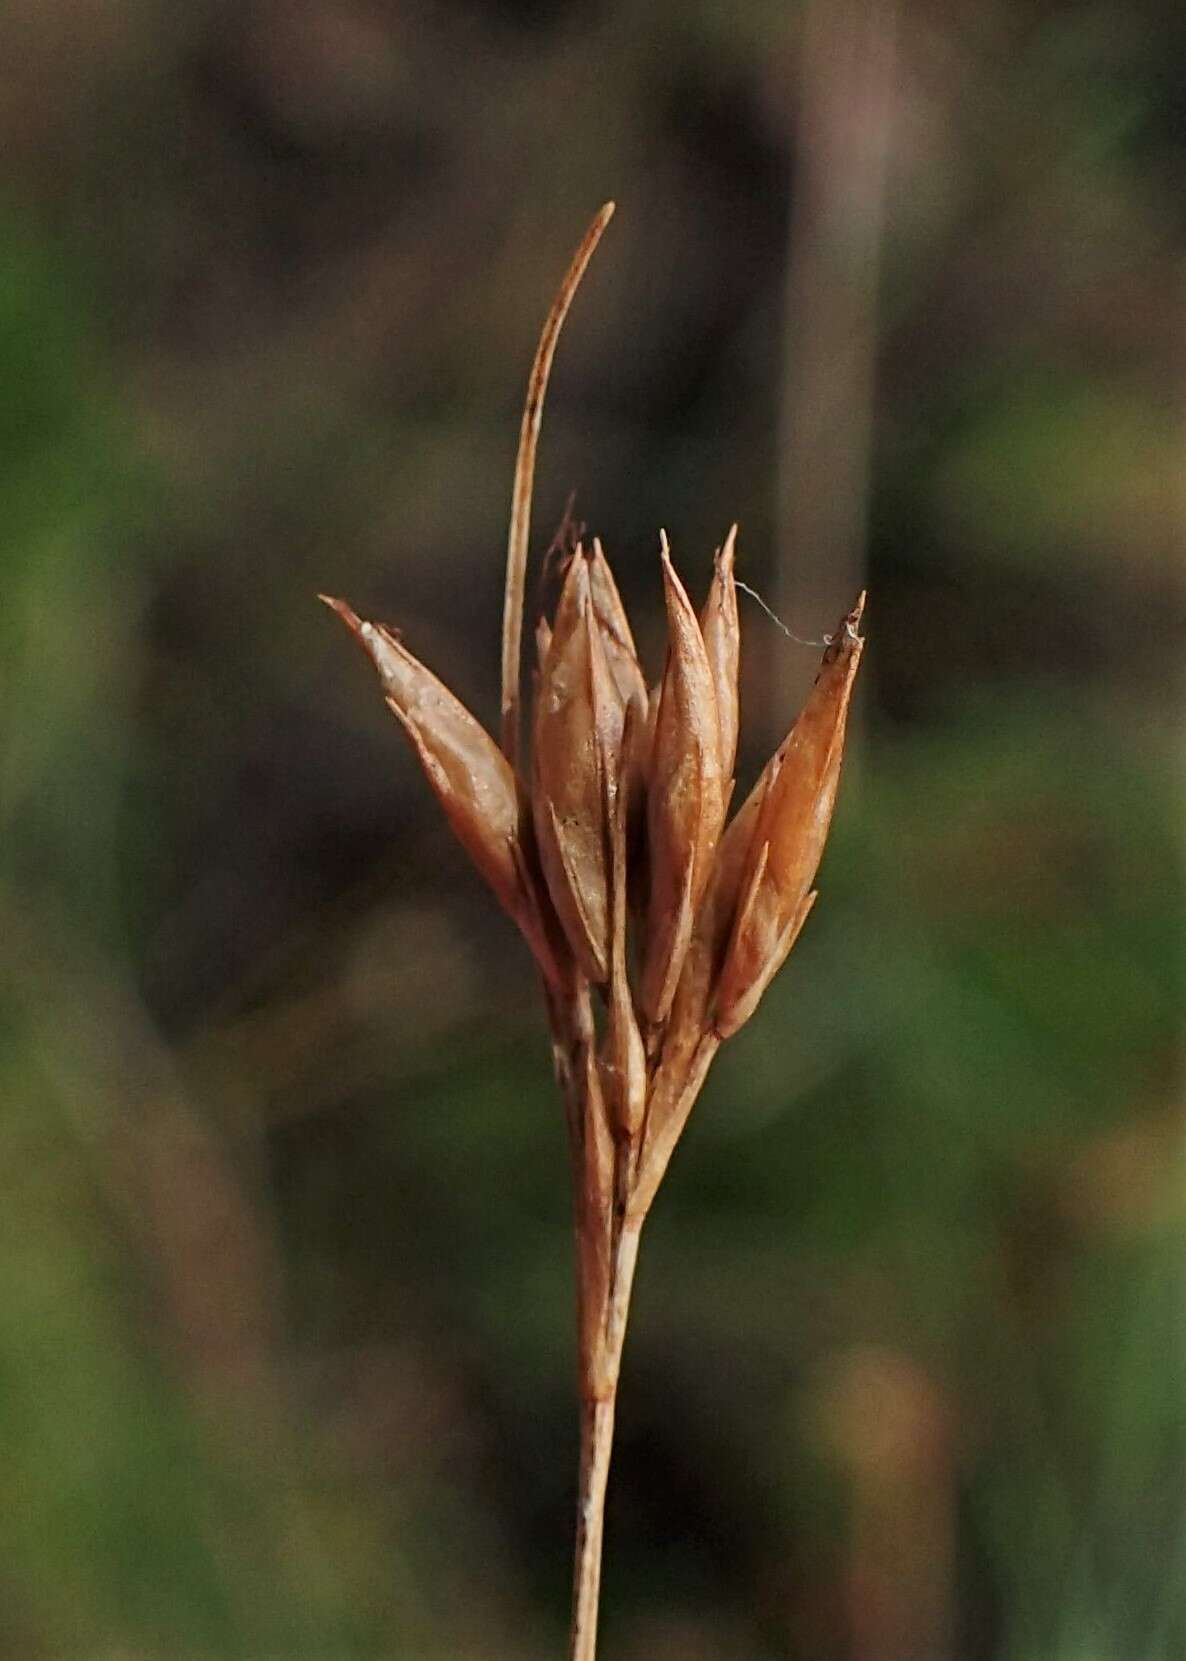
[571,1396,616,1661]
[501,203,615,768]
[570,1220,640,1661]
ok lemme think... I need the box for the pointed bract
[699,525,740,782]
[322,596,525,916]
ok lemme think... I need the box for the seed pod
[532,553,613,982]
[321,596,526,923]
[640,535,726,1025]
[713,594,865,1039]
[699,524,740,783]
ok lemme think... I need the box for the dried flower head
[321,204,865,1661]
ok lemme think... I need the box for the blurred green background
[2,2,1184,1657]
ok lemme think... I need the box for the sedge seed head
[322,204,865,1230]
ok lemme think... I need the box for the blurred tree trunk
[771,0,896,740]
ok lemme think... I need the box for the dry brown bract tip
[321,205,865,1661]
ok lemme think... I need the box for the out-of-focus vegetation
[2,3,1184,1657]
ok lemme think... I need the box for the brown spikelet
[321,595,525,923]
[640,534,726,1026]
[532,553,613,983]
[588,537,650,842]
[713,595,865,1039]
